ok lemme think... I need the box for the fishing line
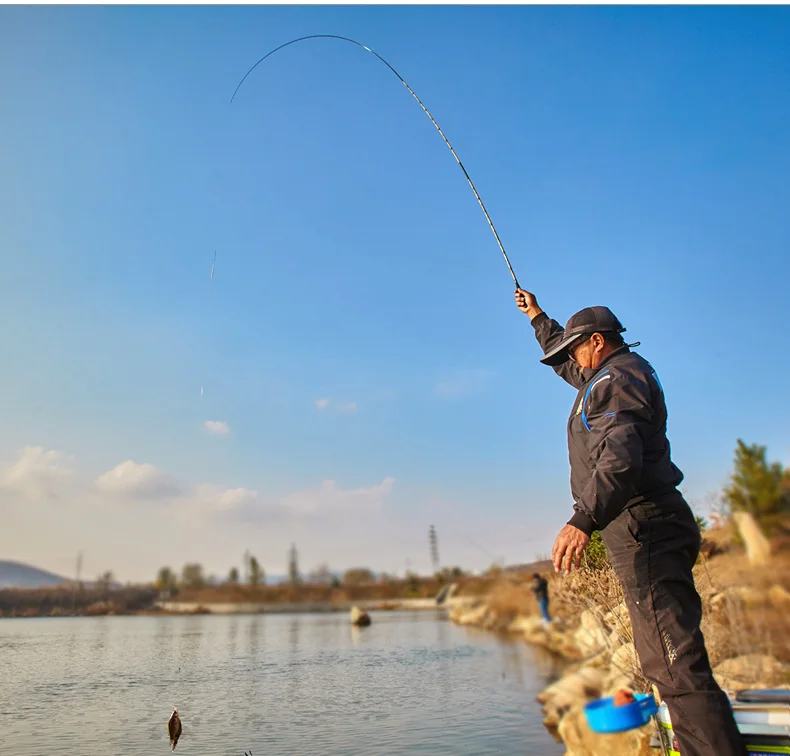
[230,34,521,289]
[201,250,217,400]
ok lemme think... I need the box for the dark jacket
[531,576,549,602]
[531,312,684,536]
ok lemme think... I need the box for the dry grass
[2,572,493,615]
[475,523,790,685]
[0,585,158,616]
[695,543,790,666]
[484,575,541,621]
[175,575,445,604]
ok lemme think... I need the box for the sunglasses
[567,334,593,362]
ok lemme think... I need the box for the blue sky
[1,5,788,582]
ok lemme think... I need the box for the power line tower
[429,525,440,574]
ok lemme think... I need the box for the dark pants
[538,597,551,622]
[602,496,747,756]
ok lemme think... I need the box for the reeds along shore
[450,521,790,755]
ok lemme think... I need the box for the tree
[405,571,421,595]
[436,566,464,583]
[307,563,333,585]
[156,566,178,592]
[343,567,375,585]
[723,439,790,535]
[96,570,114,595]
[288,544,300,585]
[248,556,264,587]
[181,563,205,589]
[227,567,239,584]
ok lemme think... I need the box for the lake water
[0,610,565,755]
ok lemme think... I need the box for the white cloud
[0,446,75,498]
[189,484,262,516]
[0,445,407,582]
[95,460,180,499]
[180,476,395,524]
[434,369,492,399]
[278,476,394,516]
[314,398,357,413]
[203,420,231,437]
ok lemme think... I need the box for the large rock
[448,600,483,624]
[514,614,586,660]
[454,603,488,627]
[574,623,610,658]
[769,584,790,611]
[538,666,607,707]
[603,672,636,697]
[710,586,769,611]
[585,650,615,671]
[733,511,772,566]
[714,654,790,690]
[580,608,603,633]
[608,628,625,651]
[544,630,583,660]
[507,615,536,634]
[611,642,640,678]
[558,703,654,756]
[480,608,498,630]
[522,616,550,646]
[350,606,371,627]
[604,602,632,633]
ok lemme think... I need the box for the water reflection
[91,616,109,654]
[1,611,565,756]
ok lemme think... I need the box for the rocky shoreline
[449,568,790,755]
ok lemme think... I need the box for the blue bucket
[584,693,658,733]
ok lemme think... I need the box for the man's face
[569,333,605,369]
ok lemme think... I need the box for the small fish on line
[167,707,182,750]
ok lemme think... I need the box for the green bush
[584,530,610,571]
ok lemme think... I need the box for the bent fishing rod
[230,34,522,290]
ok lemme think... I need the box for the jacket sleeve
[567,368,653,535]
[530,312,586,389]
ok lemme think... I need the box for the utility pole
[72,551,83,612]
[288,543,300,585]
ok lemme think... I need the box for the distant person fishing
[530,573,551,625]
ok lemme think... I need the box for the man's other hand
[551,524,590,574]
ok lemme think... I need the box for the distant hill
[0,560,70,589]
[503,559,554,575]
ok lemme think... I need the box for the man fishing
[514,288,746,756]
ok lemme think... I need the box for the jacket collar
[579,345,631,383]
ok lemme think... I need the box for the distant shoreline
[1,596,478,619]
